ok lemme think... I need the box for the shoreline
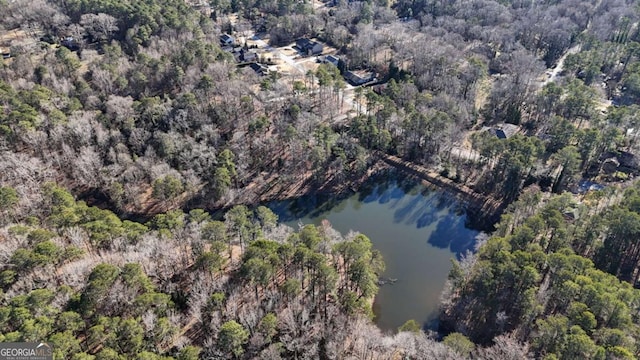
[84,153,505,230]
[374,153,505,231]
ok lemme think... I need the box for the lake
[268,173,480,332]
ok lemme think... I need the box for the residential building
[220,34,234,46]
[296,38,323,56]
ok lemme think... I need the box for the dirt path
[539,0,604,88]
[539,44,581,88]
[450,146,482,162]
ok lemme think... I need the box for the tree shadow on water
[416,209,439,229]
[267,194,326,222]
[270,171,411,223]
[366,184,405,205]
[267,171,478,258]
[393,193,438,226]
[427,214,478,257]
[358,170,407,203]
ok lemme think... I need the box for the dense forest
[2,0,640,358]
[0,183,529,358]
[442,186,640,359]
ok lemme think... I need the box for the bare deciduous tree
[80,13,119,43]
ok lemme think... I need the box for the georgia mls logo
[35,343,52,356]
[0,342,53,360]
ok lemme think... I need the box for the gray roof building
[493,123,519,139]
[220,34,234,46]
[296,38,323,55]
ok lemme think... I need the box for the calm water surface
[268,174,479,332]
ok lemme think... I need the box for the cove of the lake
[267,173,481,332]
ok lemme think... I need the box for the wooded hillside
[3,0,640,358]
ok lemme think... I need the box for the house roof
[563,208,579,221]
[494,123,519,139]
[250,62,269,75]
[296,38,321,51]
[345,70,374,84]
[220,34,234,42]
[325,55,339,64]
[239,49,257,62]
[61,37,79,50]
[345,71,358,80]
[296,38,312,48]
